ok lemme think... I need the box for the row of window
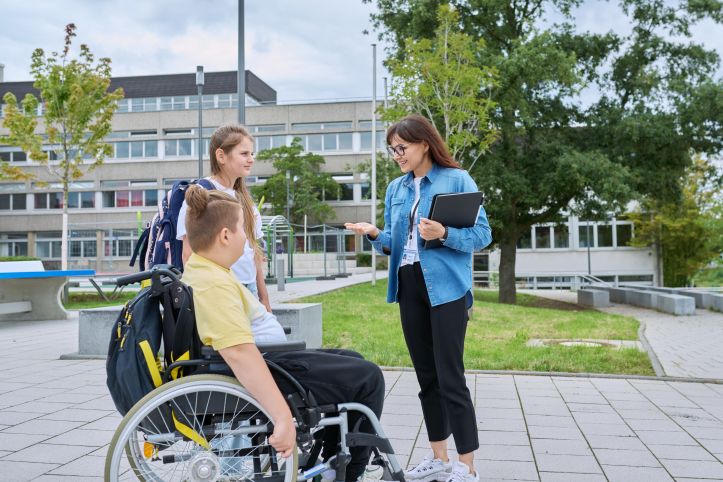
[517,223,634,250]
[0,230,139,259]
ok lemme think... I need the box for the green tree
[354,152,399,226]
[382,5,498,170]
[1,24,123,270]
[368,0,722,303]
[254,138,340,225]
[629,157,723,287]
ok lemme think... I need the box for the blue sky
[1,0,720,103]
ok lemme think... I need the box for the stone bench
[628,289,658,309]
[64,302,323,358]
[656,293,696,316]
[577,289,610,308]
[624,285,717,311]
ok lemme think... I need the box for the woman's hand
[418,218,445,241]
[344,222,380,240]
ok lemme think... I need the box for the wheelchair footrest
[345,432,395,454]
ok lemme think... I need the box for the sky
[1,0,721,103]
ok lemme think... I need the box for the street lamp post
[285,170,291,223]
[196,66,204,179]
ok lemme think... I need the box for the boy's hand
[269,417,296,458]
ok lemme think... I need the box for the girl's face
[218,137,255,180]
[388,135,431,176]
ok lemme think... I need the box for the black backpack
[106,267,201,415]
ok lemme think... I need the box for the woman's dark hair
[386,114,461,169]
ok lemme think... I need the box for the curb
[637,318,667,377]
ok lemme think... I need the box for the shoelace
[447,466,470,482]
[410,457,435,473]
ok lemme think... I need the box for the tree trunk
[498,234,517,304]
[61,188,69,272]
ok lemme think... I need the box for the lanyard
[408,198,421,241]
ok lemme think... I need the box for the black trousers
[397,262,478,455]
[266,349,385,482]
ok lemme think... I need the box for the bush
[356,253,371,267]
[0,256,41,262]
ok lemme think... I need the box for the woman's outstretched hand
[344,222,380,240]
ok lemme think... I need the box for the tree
[254,138,340,225]
[368,0,722,303]
[1,24,123,270]
[354,152,399,226]
[382,5,498,171]
[629,157,723,287]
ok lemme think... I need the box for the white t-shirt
[176,177,264,284]
[400,177,422,267]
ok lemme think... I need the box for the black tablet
[424,192,484,248]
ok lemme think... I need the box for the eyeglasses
[386,144,410,157]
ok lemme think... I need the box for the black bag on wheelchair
[106,268,201,416]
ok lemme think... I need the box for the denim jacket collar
[402,162,441,189]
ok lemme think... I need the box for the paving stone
[49,454,106,476]
[585,435,649,451]
[477,430,530,446]
[625,418,683,432]
[475,408,524,420]
[2,443,95,464]
[378,424,418,440]
[539,473,606,481]
[0,432,50,452]
[44,428,114,447]
[0,459,59,481]
[634,430,699,446]
[535,454,602,474]
[32,476,103,482]
[685,426,723,440]
[577,423,634,437]
[0,411,43,426]
[39,408,114,423]
[658,458,723,479]
[592,448,661,467]
[525,415,577,428]
[475,444,534,462]
[532,439,593,456]
[378,413,423,427]
[646,444,717,461]
[475,460,539,481]
[528,426,585,440]
[478,418,527,432]
[601,465,674,482]
[2,419,84,437]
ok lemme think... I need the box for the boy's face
[227,207,247,261]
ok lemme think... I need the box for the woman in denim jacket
[346,115,492,482]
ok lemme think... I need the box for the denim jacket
[369,163,492,307]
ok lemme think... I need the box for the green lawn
[299,280,655,376]
[64,291,137,310]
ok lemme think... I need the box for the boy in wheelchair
[181,185,386,482]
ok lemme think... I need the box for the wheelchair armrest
[257,340,306,352]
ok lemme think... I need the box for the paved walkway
[521,289,723,380]
[0,281,722,480]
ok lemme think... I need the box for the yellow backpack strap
[139,340,163,388]
[172,411,210,449]
[170,351,190,380]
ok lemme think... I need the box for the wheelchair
[105,266,406,482]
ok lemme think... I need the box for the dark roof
[0,70,276,104]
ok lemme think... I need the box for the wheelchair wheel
[105,374,298,482]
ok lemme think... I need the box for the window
[291,121,353,132]
[535,226,551,249]
[104,229,137,257]
[323,133,337,151]
[360,131,387,150]
[117,99,130,113]
[131,98,144,112]
[0,184,26,210]
[116,142,130,158]
[578,224,593,248]
[298,134,322,152]
[598,224,613,247]
[160,97,173,111]
[0,233,28,257]
[164,139,193,157]
[0,151,27,163]
[358,120,383,129]
[102,189,157,208]
[172,96,186,110]
[321,132,353,151]
[553,225,569,248]
[130,130,157,137]
[616,223,632,247]
[250,124,285,133]
[144,140,158,157]
[131,141,143,158]
[70,230,97,258]
[114,140,157,159]
[36,232,63,259]
[361,182,371,200]
[517,228,532,249]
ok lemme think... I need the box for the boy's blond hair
[185,185,242,252]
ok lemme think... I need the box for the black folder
[424,192,484,248]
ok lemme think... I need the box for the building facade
[0,70,656,284]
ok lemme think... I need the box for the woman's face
[218,137,255,180]
[388,135,430,175]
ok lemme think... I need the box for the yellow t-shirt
[181,253,264,351]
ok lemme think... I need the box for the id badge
[401,248,416,265]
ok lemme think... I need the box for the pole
[371,44,378,286]
[237,0,245,124]
[304,214,308,253]
[586,223,591,275]
[196,66,204,179]
[285,170,291,223]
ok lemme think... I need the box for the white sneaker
[358,464,385,482]
[404,456,452,482]
[444,462,478,482]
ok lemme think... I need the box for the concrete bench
[607,287,632,304]
[628,289,658,309]
[577,289,610,308]
[673,289,714,310]
[0,261,95,322]
[65,301,323,358]
[656,293,696,316]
